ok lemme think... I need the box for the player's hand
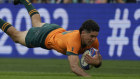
[84,51,102,66]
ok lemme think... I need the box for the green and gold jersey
[45,29,99,55]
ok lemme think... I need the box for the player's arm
[85,51,102,68]
[67,55,90,77]
[87,39,102,68]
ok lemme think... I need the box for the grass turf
[0,58,140,79]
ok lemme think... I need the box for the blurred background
[0,0,140,79]
[0,0,140,3]
[0,0,139,60]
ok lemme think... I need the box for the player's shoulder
[66,30,79,34]
[66,30,80,41]
[66,30,81,48]
[69,30,79,36]
[95,38,99,43]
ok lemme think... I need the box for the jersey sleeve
[66,51,78,55]
[66,36,81,55]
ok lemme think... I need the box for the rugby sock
[20,0,39,17]
[0,19,12,32]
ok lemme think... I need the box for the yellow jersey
[45,28,99,55]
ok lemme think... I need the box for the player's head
[79,19,100,34]
[79,19,100,46]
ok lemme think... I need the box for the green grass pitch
[0,58,140,79]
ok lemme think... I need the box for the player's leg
[6,27,27,46]
[14,0,45,27]
[0,19,27,46]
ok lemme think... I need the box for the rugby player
[0,0,102,77]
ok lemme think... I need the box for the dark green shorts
[25,23,61,49]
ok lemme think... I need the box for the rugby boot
[13,0,21,5]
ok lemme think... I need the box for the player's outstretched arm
[68,55,90,77]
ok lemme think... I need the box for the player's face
[81,30,99,46]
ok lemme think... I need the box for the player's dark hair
[79,19,100,34]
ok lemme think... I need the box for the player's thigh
[32,22,45,27]
[16,31,28,46]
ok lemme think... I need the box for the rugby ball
[80,48,98,70]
